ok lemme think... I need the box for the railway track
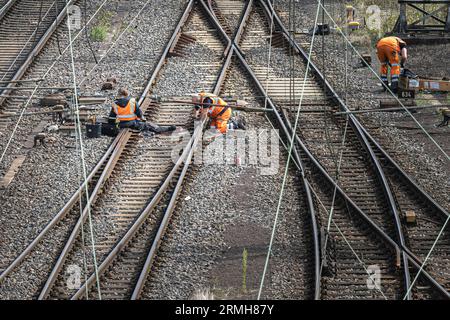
[0,0,448,300]
[59,2,230,300]
[0,0,230,299]
[256,0,449,298]
[201,0,449,299]
[0,0,74,110]
[230,0,403,300]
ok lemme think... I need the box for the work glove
[140,116,147,122]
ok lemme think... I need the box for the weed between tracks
[90,11,114,42]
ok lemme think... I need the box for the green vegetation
[242,248,248,294]
[89,10,113,42]
[90,25,108,42]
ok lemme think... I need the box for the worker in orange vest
[109,88,175,133]
[376,36,407,93]
[192,91,242,134]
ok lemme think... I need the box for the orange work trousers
[376,45,401,83]
[210,108,232,134]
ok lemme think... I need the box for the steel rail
[38,0,199,299]
[256,0,413,299]
[200,0,322,300]
[0,0,76,107]
[205,0,448,298]
[38,130,131,299]
[130,1,252,300]
[67,0,211,299]
[0,0,17,21]
[261,0,449,220]
[259,0,449,298]
[0,133,121,282]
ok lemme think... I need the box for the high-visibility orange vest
[377,36,406,53]
[112,98,137,122]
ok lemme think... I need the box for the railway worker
[192,91,246,134]
[192,91,232,134]
[376,36,408,93]
[109,88,176,133]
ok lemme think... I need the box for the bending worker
[376,36,407,93]
[192,91,245,134]
[109,88,176,133]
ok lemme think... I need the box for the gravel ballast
[274,0,449,211]
[0,0,188,299]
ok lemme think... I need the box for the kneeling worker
[192,91,245,134]
[109,88,176,133]
[376,36,407,93]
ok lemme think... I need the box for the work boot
[235,116,247,130]
[390,81,399,94]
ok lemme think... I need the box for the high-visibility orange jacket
[198,92,232,134]
[112,98,138,122]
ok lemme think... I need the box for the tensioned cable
[0,0,111,166]
[257,0,321,300]
[318,13,353,278]
[264,114,301,171]
[75,120,91,300]
[308,181,388,299]
[83,0,99,64]
[64,0,102,299]
[34,0,44,43]
[54,0,63,55]
[316,1,450,163]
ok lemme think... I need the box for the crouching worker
[376,36,407,93]
[192,91,246,134]
[109,88,176,133]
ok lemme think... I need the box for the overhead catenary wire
[263,0,276,113]
[54,0,63,55]
[319,114,349,278]
[74,110,91,300]
[0,1,58,82]
[84,0,99,64]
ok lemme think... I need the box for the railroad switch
[404,210,417,225]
